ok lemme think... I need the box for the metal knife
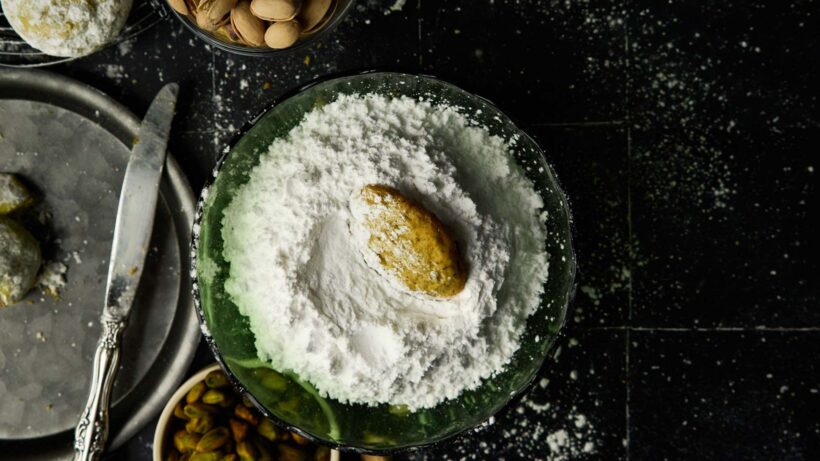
[73,83,179,461]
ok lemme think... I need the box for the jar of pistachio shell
[167,0,351,54]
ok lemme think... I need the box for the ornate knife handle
[73,318,126,461]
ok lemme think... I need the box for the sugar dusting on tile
[384,0,406,15]
[37,261,67,298]
[417,398,600,460]
[405,335,603,460]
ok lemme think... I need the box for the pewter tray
[0,69,199,459]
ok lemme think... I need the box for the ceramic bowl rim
[152,363,221,461]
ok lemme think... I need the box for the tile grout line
[210,46,217,151]
[417,0,423,67]
[625,323,631,461]
[577,326,820,332]
[530,120,626,127]
[624,0,633,457]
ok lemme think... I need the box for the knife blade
[73,83,179,461]
[103,83,179,319]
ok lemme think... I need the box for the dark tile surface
[628,0,820,328]
[404,330,627,461]
[630,330,820,460]
[631,126,819,328]
[420,0,627,124]
[211,0,421,140]
[4,0,817,460]
[54,19,217,137]
[167,130,222,191]
[628,1,819,131]
[529,125,630,327]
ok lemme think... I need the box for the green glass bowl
[192,71,576,454]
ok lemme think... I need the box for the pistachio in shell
[301,0,336,36]
[297,0,332,33]
[213,24,236,42]
[197,0,237,31]
[168,0,189,15]
[209,0,239,25]
[250,0,300,21]
[185,0,200,17]
[195,8,214,30]
[264,20,301,49]
[231,1,266,47]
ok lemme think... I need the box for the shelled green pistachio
[164,369,333,461]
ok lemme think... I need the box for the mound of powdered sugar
[221,93,548,409]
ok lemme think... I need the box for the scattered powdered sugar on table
[384,0,407,15]
[37,261,67,298]
[501,393,598,461]
[544,410,596,461]
[412,396,599,461]
[222,93,549,409]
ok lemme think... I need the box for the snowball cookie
[0,217,41,308]
[1,0,133,57]
[0,173,35,215]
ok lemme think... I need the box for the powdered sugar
[37,261,67,298]
[222,93,548,409]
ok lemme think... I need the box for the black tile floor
[531,125,631,328]
[629,330,820,460]
[404,330,629,461]
[11,0,816,459]
[419,0,628,123]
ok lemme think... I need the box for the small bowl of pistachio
[165,0,354,56]
[154,363,347,461]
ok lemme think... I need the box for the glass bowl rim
[190,69,577,455]
[164,0,356,57]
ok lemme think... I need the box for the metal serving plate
[0,69,199,459]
